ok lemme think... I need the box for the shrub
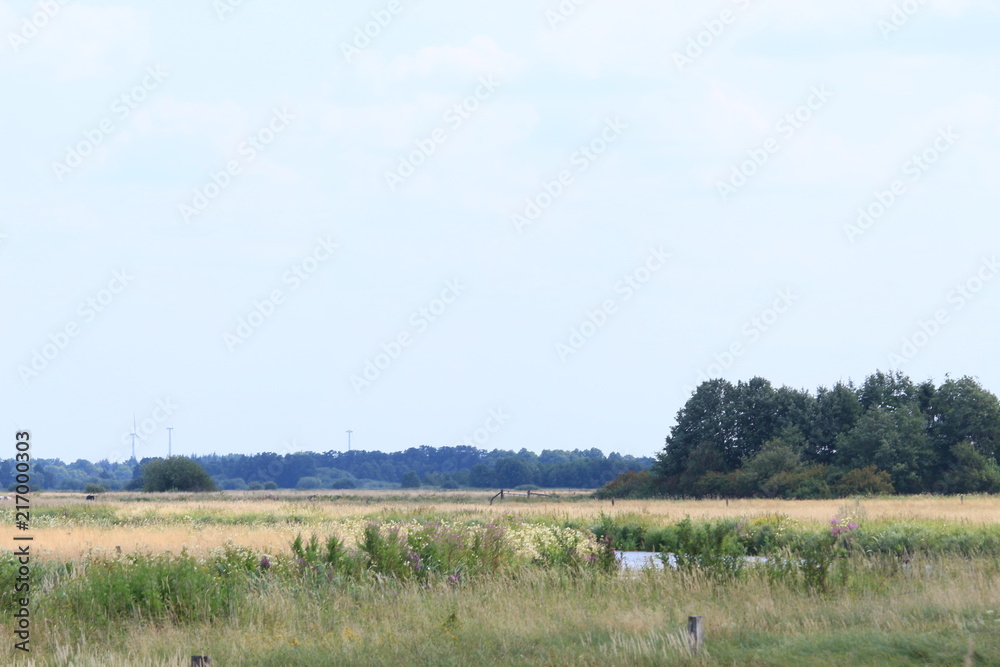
[400,471,421,489]
[659,517,746,579]
[247,481,263,491]
[594,470,654,499]
[84,483,107,494]
[56,547,259,625]
[835,465,894,496]
[263,481,278,490]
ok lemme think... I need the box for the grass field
[2,491,999,665]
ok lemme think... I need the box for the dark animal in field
[85,495,96,500]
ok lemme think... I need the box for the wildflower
[259,555,271,570]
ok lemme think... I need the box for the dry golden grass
[9,490,1000,563]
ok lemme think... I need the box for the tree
[296,476,323,490]
[858,370,918,412]
[834,405,934,494]
[493,457,532,488]
[811,382,862,463]
[655,379,738,479]
[929,376,1000,463]
[140,457,217,492]
[940,441,1000,494]
[400,471,421,488]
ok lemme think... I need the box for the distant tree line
[0,445,653,492]
[633,371,1000,498]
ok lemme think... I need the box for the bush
[55,547,260,625]
[659,517,746,579]
[140,457,217,492]
[594,470,654,499]
[263,481,278,490]
[84,483,107,494]
[836,466,894,496]
[400,471,421,489]
[441,480,460,490]
[329,478,357,490]
[247,481,263,491]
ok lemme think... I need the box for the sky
[1,0,998,464]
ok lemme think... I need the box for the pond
[616,551,668,570]
[615,551,772,570]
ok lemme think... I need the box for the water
[616,551,772,570]
[617,551,669,570]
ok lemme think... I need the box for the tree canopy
[650,371,1000,498]
[140,457,217,492]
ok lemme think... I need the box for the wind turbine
[166,425,174,457]
[346,429,353,452]
[129,415,148,462]
[130,415,138,461]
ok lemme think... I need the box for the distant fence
[488,489,558,505]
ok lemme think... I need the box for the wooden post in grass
[191,656,211,666]
[687,616,703,653]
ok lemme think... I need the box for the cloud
[353,35,523,88]
[4,3,149,81]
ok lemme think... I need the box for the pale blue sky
[2,0,998,463]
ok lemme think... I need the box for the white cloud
[6,3,149,80]
[354,35,523,88]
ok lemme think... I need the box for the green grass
[2,502,1000,665]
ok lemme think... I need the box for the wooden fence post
[687,616,703,653]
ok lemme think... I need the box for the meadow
[2,490,999,665]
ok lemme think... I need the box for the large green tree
[140,457,217,492]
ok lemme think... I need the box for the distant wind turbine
[166,425,174,457]
[129,415,148,462]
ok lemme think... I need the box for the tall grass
[2,494,999,665]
